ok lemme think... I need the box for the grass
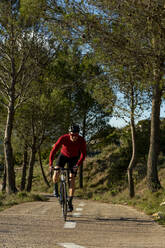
[0,162,52,211]
[0,191,47,211]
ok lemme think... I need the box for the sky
[109,101,165,128]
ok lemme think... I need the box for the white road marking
[63,202,85,228]
[72,212,81,217]
[79,202,86,207]
[64,221,76,228]
[58,243,86,248]
[75,208,83,211]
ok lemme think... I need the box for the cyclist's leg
[68,157,79,210]
[52,166,60,197]
[53,153,66,197]
[52,167,60,183]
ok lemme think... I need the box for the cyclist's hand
[73,164,79,172]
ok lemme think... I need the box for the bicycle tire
[60,181,67,221]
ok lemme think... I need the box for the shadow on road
[67,214,154,225]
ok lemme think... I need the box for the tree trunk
[20,144,28,191]
[38,148,50,187]
[127,83,136,198]
[3,24,17,194]
[147,82,161,192]
[127,116,136,198]
[26,138,36,192]
[4,103,17,193]
[2,164,6,192]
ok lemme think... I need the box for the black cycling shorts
[56,153,79,175]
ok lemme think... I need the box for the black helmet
[69,124,80,133]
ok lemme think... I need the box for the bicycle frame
[53,167,70,221]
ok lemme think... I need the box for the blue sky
[109,101,165,128]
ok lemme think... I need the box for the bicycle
[53,167,70,221]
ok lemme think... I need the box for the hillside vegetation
[75,144,165,226]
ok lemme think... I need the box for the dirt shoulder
[0,195,164,248]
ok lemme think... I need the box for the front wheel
[60,182,67,221]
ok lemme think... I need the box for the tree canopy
[0,0,165,195]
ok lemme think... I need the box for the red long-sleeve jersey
[49,134,86,167]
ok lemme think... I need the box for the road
[0,195,164,248]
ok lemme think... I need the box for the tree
[48,45,115,187]
[111,62,151,197]
[0,0,48,193]
[14,66,72,191]
[73,0,165,192]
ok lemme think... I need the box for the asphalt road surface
[0,195,164,248]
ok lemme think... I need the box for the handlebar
[52,167,70,171]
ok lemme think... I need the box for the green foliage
[136,120,150,161]
[0,192,47,211]
[81,143,129,198]
[80,118,165,202]
[20,0,46,25]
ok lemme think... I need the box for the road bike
[53,167,70,221]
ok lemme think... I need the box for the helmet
[69,124,80,133]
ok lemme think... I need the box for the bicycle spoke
[60,182,67,221]
[54,168,69,221]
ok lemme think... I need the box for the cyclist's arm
[77,140,86,166]
[49,136,63,167]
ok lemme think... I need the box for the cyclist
[49,124,86,212]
